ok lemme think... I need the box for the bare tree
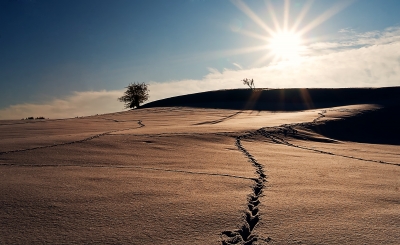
[118,82,150,109]
[242,78,255,90]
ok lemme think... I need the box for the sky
[1,0,400,119]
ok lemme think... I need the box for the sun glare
[268,31,302,60]
[229,0,353,66]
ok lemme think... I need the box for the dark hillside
[307,105,400,145]
[142,87,400,111]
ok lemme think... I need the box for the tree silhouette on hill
[118,82,150,109]
[242,78,255,90]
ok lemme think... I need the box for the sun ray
[265,0,281,32]
[299,89,315,109]
[283,0,290,31]
[243,89,263,110]
[238,29,270,42]
[231,0,275,35]
[298,0,355,36]
[290,0,314,33]
[251,51,275,67]
[173,44,274,64]
[214,45,272,57]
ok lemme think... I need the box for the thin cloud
[232,62,243,69]
[307,26,400,54]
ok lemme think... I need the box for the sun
[268,31,302,60]
[229,0,353,66]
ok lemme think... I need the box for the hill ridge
[142,87,400,111]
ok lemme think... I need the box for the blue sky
[1,0,400,119]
